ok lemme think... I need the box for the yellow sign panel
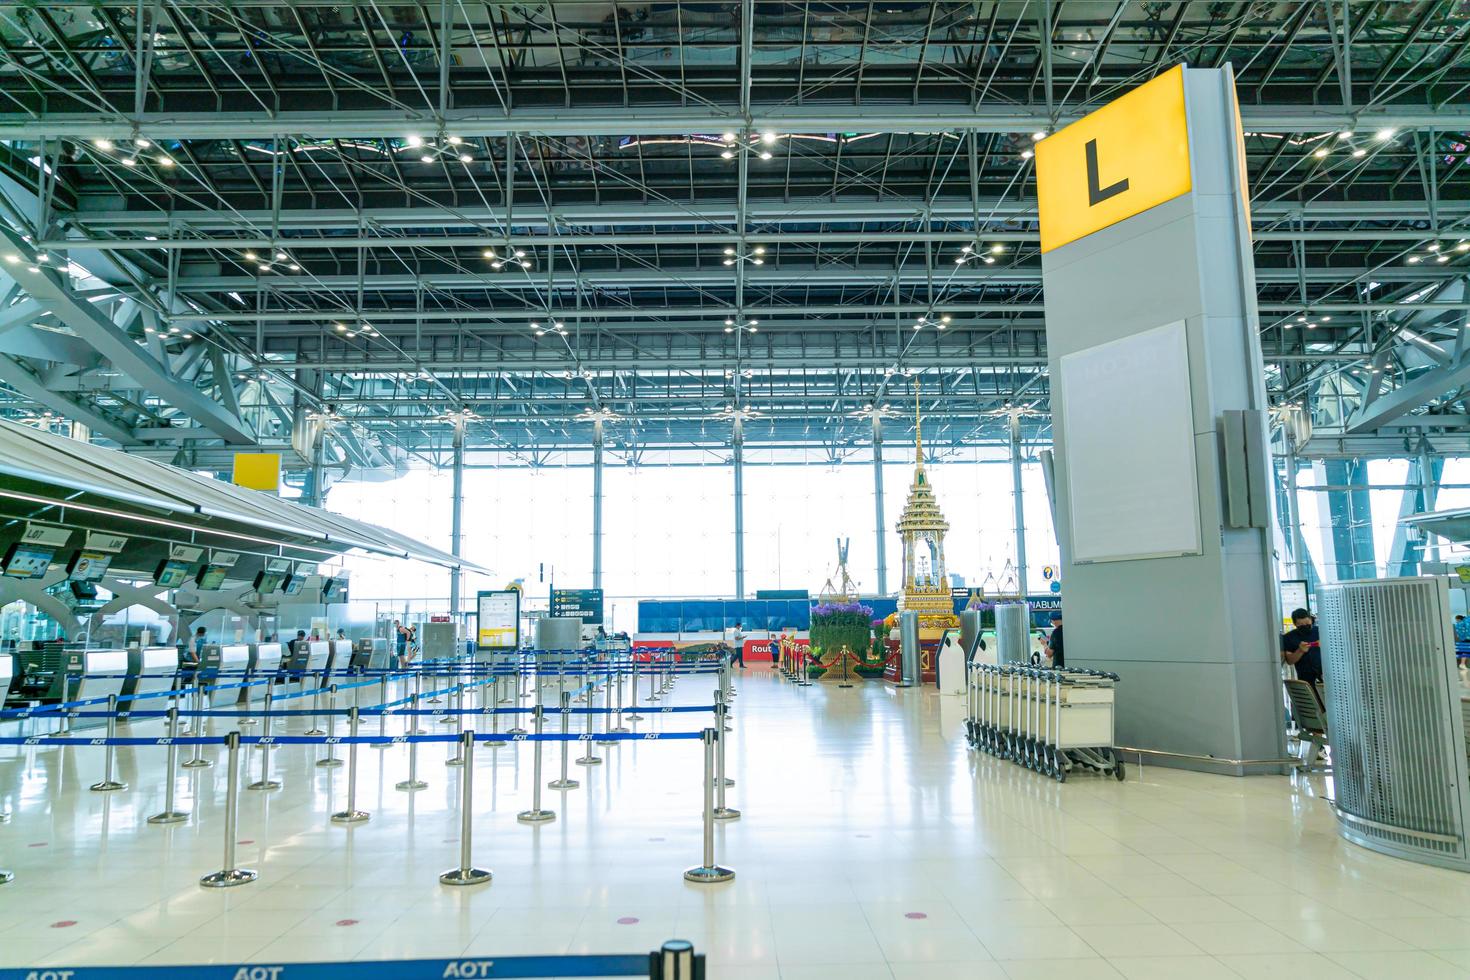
[232,452,281,492]
[1036,64,1193,253]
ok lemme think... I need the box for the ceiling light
[1032,131,1046,141]
[289,263,300,271]
[721,150,734,159]
[2,254,16,264]
[960,244,973,254]
[274,251,287,260]
[725,318,735,326]
[990,244,1005,254]
[913,323,923,331]
[1313,148,1328,158]
[144,326,155,333]
[244,251,258,260]
[514,249,526,258]
[1283,322,1294,330]
[1297,316,1307,322]
[25,265,38,273]
[530,322,541,329]
[724,326,734,334]
[483,249,497,258]
[724,247,736,255]
[752,258,764,265]
[936,322,946,330]
[1456,242,1470,252]
[722,132,736,143]
[723,258,735,266]
[1375,128,1396,141]
[35,253,47,263]
[940,315,950,323]
[1339,130,1353,139]
[761,131,777,145]
[1352,148,1366,157]
[982,256,995,264]
[459,154,472,163]
[181,333,193,339]
[120,157,136,166]
[168,326,180,334]
[93,138,114,150]
[556,327,567,335]
[955,256,967,264]
[406,135,424,147]
[554,321,565,329]
[1306,322,1317,329]
[134,137,150,148]
[1437,255,1450,263]
[420,154,434,163]
[1322,315,1332,322]
[1020,149,1033,160]
[447,135,463,145]
[753,246,766,255]
[519,259,531,268]
[535,329,546,337]
[334,323,347,332]
[491,260,504,269]
[258,263,271,271]
[1429,243,1440,251]
[158,155,174,166]
[758,151,772,160]
[748,319,759,326]
[1407,255,1420,263]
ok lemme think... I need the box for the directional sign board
[477,589,520,650]
[1035,64,1192,253]
[550,588,604,626]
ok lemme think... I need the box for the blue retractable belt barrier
[0,952,651,979]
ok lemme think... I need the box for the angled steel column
[1282,430,1307,582]
[1009,411,1028,594]
[593,419,604,590]
[872,414,887,595]
[1418,437,1442,568]
[733,417,745,599]
[450,422,465,619]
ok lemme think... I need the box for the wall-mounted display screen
[67,550,113,583]
[321,576,341,600]
[195,564,230,591]
[253,570,285,594]
[154,559,193,589]
[3,543,54,579]
[281,574,305,596]
[70,580,99,601]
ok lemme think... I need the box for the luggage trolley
[965,662,1124,782]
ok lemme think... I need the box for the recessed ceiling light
[722,132,736,143]
[1338,130,1353,139]
[406,135,424,147]
[1428,243,1440,251]
[1352,148,1366,157]
[158,156,174,166]
[93,138,114,150]
[1407,255,1421,263]
[459,154,472,163]
[120,157,136,166]
[447,135,463,145]
[244,251,257,260]
[134,137,151,148]
[483,249,497,258]
[758,151,772,160]
[1313,148,1328,158]
[420,154,434,163]
[1375,128,1396,141]
[990,244,1005,254]
[721,150,734,159]
[761,131,777,144]
[1031,131,1046,141]
[982,256,995,264]
[1021,149,1033,159]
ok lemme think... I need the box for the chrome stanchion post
[683,728,735,883]
[517,706,555,823]
[89,694,128,792]
[410,674,427,735]
[372,675,391,749]
[239,669,258,726]
[549,691,579,790]
[575,683,603,767]
[628,655,643,722]
[446,682,465,767]
[317,685,343,768]
[331,707,370,824]
[439,730,491,886]
[714,691,734,787]
[200,732,256,888]
[303,680,325,736]
[396,690,428,791]
[148,705,188,823]
[648,654,662,702]
[181,681,212,769]
[713,720,740,821]
[507,660,528,735]
[596,663,617,747]
[610,654,630,733]
[247,689,281,791]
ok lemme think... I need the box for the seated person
[1280,608,1323,688]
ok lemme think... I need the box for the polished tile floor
[3,668,1470,979]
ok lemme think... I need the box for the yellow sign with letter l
[1036,64,1193,253]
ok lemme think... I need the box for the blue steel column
[1317,458,1376,580]
[1009,411,1028,595]
[593,420,604,590]
[449,424,464,619]
[872,414,887,595]
[733,417,745,599]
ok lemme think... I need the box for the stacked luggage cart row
[965,662,1125,782]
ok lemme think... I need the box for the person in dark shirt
[1043,611,1065,668]
[1281,608,1323,686]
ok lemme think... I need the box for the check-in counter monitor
[74,649,130,730]
[121,646,182,717]
[248,643,284,703]
[305,640,333,675]
[218,644,253,705]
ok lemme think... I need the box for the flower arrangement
[810,601,874,672]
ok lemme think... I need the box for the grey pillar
[733,417,745,599]
[1008,412,1028,595]
[593,420,604,590]
[449,424,465,619]
[1418,437,1441,567]
[1282,430,1307,582]
[872,414,888,595]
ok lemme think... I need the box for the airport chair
[1284,678,1330,770]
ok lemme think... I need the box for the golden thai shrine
[884,384,960,683]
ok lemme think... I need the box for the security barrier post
[575,684,603,767]
[507,663,528,735]
[517,706,555,823]
[372,675,391,748]
[439,730,492,886]
[596,663,617,746]
[89,694,128,792]
[239,668,258,726]
[199,732,257,888]
[396,689,428,791]
[549,691,579,790]
[713,720,740,821]
[610,654,630,733]
[317,685,343,768]
[330,707,370,824]
[148,705,188,823]
[304,682,325,736]
[410,674,427,735]
[628,656,643,722]
[683,728,735,883]
[247,689,281,791]
[446,682,466,767]
[182,683,212,769]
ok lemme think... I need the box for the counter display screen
[67,550,114,583]
[322,576,343,599]
[154,559,193,588]
[281,574,305,596]
[195,564,230,591]
[3,544,55,579]
[254,570,284,594]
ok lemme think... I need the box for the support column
[449,423,465,619]
[733,417,745,599]
[1316,458,1376,581]
[872,414,888,595]
[593,420,604,590]
[1008,411,1028,595]
[1418,437,1441,568]
[1282,430,1306,581]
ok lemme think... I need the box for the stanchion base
[411,728,428,735]
[517,809,556,824]
[548,778,580,789]
[507,727,528,735]
[439,867,492,887]
[609,726,631,734]
[395,779,429,791]
[181,759,213,769]
[239,718,259,726]
[575,756,603,766]
[438,717,457,725]
[330,810,370,824]
[713,807,742,821]
[445,756,465,767]
[0,870,12,884]
[647,696,662,702]
[147,810,189,824]
[626,713,644,721]
[200,868,257,888]
[90,781,127,792]
[427,697,443,705]
[371,743,392,750]
[595,739,618,747]
[316,757,343,768]
[721,777,735,787]
[247,780,282,791]
[303,728,326,736]
[683,865,735,884]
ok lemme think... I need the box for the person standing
[1042,611,1065,668]
[394,619,408,667]
[731,621,746,668]
[1280,608,1323,687]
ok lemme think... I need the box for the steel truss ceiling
[0,1,1467,479]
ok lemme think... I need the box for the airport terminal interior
[5,2,1470,978]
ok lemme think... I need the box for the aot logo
[24,970,75,980]
[443,961,496,978]
[232,968,284,980]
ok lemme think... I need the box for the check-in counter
[73,649,130,731]
[329,640,351,673]
[304,640,333,676]
[119,646,182,718]
[248,643,284,704]
[217,644,253,706]
[350,637,391,671]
